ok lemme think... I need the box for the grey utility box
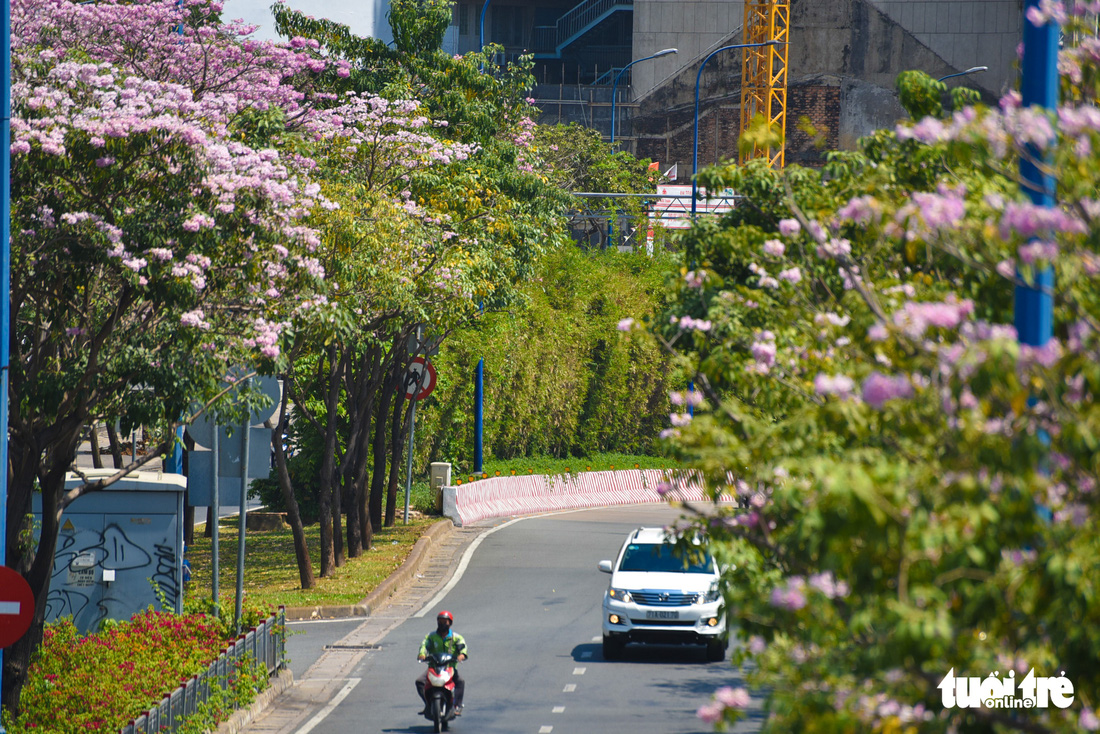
[430,462,452,512]
[33,469,186,633]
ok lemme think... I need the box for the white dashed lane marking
[553,706,565,713]
[539,727,553,733]
[563,684,577,692]
[573,667,586,675]
[580,651,592,659]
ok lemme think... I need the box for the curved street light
[938,65,989,83]
[479,0,491,53]
[610,48,678,144]
[692,39,782,219]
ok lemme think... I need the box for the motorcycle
[421,651,458,732]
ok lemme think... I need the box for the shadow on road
[571,641,720,664]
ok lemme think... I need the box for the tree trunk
[332,455,344,568]
[2,432,82,716]
[386,364,414,527]
[272,376,315,590]
[105,422,123,468]
[316,346,341,578]
[370,365,398,530]
[89,423,104,469]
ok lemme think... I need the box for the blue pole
[479,0,490,54]
[1016,0,1057,348]
[692,41,779,220]
[1,0,12,720]
[474,358,483,473]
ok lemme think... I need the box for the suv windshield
[618,543,714,574]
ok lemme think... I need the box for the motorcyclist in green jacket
[416,610,467,715]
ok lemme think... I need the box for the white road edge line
[294,677,361,734]
[414,506,601,618]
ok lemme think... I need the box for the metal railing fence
[117,608,286,734]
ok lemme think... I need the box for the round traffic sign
[0,566,34,649]
[404,358,437,401]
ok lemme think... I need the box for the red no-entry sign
[404,357,437,401]
[0,566,34,649]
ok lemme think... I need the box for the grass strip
[185,514,437,611]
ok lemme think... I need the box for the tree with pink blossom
[0,0,348,716]
[251,0,572,578]
[642,5,1100,732]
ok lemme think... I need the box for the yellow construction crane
[739,0,789,167]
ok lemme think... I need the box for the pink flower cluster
[861,372,913,409]
[770,576,807,611]
[891,298,974,339]
[696,686,751,724]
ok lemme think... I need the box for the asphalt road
[286,505,764,734]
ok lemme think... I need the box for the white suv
[598,527,727,661]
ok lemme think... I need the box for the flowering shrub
[645,4,1100,732]
[5,611,239,733]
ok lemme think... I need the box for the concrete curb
[282,519,455,621]
[216,668,294,734]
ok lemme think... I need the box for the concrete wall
[869,0,1021,96]
[625,0,1016,172]
[631,0,745,100]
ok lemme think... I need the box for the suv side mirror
[597,560,613,574]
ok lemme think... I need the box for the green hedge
[415,246,681,475]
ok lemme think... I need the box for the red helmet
[437,611,454,623]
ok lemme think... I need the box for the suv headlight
[694,589,721,604]
[608,588,633,603]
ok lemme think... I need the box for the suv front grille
[631,590,696,606]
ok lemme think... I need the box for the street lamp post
[610,48,677,144]
[479,0,491,53]
[691,40,781,219]
[938,65,989,83]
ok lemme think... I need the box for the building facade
[226,0,1023,175]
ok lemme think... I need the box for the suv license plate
[645,610,679,620]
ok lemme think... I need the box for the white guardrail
[442,469,715,526]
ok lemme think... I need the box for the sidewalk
[218,519,491,734]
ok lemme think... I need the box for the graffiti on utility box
[35,470,186,634]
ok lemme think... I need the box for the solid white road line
[415,516,528,617]
[414,507,596,617]
[294,678,361,734]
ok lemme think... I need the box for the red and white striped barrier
[441,469,714,527]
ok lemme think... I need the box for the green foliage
[651,55,1100,734]
[897,69,984,121]
[415,246,681,471]
[3,611,243,733]
[897,70,948,119]
[388,0,451,56]
[533,122,662,200]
